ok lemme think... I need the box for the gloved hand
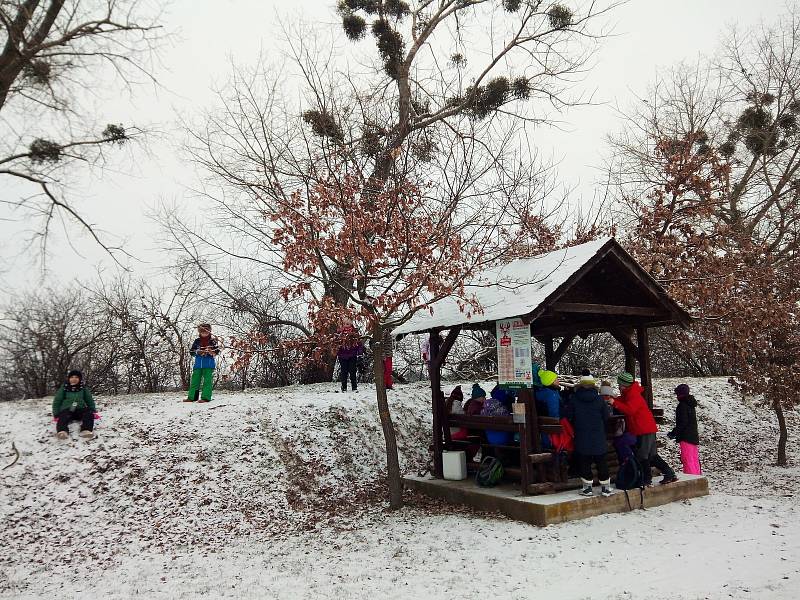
[93,412,102,420]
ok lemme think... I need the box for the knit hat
[450,385,463,402]
[599,380,614,396]
[471,384,486,400]
[67,369,83,380]
[674,383,690,398]
[539,370,558,387]
[617,372,634,386]
[579,373,596,387]
[198,323,212,332]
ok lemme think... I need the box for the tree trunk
[373,334,403,510]
[773,397,788,467]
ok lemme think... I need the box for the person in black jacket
[565,373,612,497]
[667,383,702,474]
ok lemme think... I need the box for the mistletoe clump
[372,19,405,79]
[23,60,53,86]
[302,109,345,142]
[339,1,410,79]
[548,4,573,29]
[502,0,522,11]
[464,76,510,120]
[29,138,61,163]
[342,13,368,40]
[512,76,531,100]
[102,123,128,144]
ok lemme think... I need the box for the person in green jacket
[52,370,96,439]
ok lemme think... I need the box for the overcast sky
[0,0,787,295]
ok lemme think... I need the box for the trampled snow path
[1,378,798,599]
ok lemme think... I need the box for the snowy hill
[1,378,798,599]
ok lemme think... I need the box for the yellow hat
[539,370,558,387]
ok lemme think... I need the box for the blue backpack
[615,457,645,510]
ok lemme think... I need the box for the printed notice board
[496,318,533,386]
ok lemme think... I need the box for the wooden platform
[404,474,709,527]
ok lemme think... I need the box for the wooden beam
[544,337,555,370]
[636,326,654,409]
[552,334,576,367]
[609,328,638,376]
[552,302,665,317]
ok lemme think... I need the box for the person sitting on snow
[186,323,220,403]
[52,370,96,439]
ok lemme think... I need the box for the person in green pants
[185,323,220,403]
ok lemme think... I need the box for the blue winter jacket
[535,386,561,419]
[190,336,220,369]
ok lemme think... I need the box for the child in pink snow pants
[667,383,702,475]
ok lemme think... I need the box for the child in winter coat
[601,380,635,464]
[609,372,677,485]
[446,385,468,440]
[186,323,220,403]
[463,384,486,416]
[337,318,365,392]
[535,370,561,418]
[52,370,96,439]
[565,373,612,496]
[668,383,702,474]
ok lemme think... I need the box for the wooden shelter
[393,237,690,494]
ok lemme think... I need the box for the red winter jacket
[613,381,657,435]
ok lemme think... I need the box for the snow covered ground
[1,378,798,599]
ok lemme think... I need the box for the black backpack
[615,457,645,510]
[475,456,504,487]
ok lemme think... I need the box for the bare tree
[0,285,110,399]
[176,1,616,379]
[94,271,202,393]
[0,0,166,259]
[608,9,800,464]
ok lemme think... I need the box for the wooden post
[636,326,654,409]
[625,350,637,378]
[552,335,575,368]
[544,336,555,370]
[429,331,443,477]
[610,328,637,377]
[519,387,543,492]
[429,327,461,478]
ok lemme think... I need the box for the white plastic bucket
[442,450,467,480]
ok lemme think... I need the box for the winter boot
[579,479,593,496]
[600,479,612,497]
[57,431,69,440]
[660,474,678,485]
[79,429,94,438]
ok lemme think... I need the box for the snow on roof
[393,237,612,336]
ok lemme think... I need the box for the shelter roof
[392,237,689,336]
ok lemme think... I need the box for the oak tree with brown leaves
[234,165,552,509]
[613,13,800,463]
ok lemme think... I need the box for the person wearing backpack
[608,372,677,486]
[565,372,612,497]
[52,370,96,439]
[667,383,702,475]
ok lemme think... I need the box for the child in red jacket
[608,372,677,486]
